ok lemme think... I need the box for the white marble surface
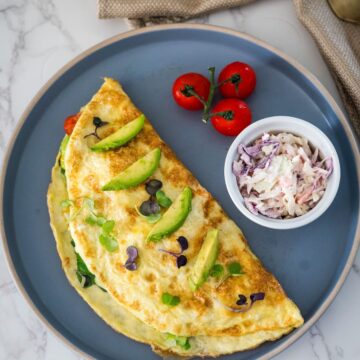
[0,0,359,359]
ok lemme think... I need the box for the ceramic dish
[224,116,341,229]
[1,25,360,360]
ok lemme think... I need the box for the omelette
[47,78,303,357]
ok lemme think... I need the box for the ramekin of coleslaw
[224,116,340,229]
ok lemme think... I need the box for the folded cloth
[294,0,360,137]
[98,0,360,137]
[98,0,254,19]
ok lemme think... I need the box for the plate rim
[1,23,359,360]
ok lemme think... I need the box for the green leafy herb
[166,333,191,350]
[156,190,172,208]
[209,264,224,278]
[70,241,96,288]
[85,213,106,226]
[82,201,118,252]
[161,292,180,307]
[215,261,245,289]
[70,240,107,291]
[83,197,95,212]
[60,199,73,208]
[135,206,162,224]
[99,233,119,252]
[102,220,115,233]
[68,197,96,221]
[227,261,244,275]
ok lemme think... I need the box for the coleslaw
[232,132,333,219]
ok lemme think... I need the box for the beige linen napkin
[98,0,360,137]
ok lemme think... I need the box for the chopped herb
[82,201,118,252]
[215,261,244,288]
[135,206,162,224]
[159,236,189,268]
[99,233,119,252]
[84,117,109,140]
[145,179,163,195]
[124,246,138,271]
[156,190,172,208]
[227,261,244,275]
[161,292,180,307]
[102,220,115,233]
[83,198,95,212]
[214,292,265,313]
[60,199,73,208]
[93,117,108,128]
[177,236,188,251]
[236,294,247,305]
[176,255,187,268]
[250,292,265,302]
[176,336,191,350]
[166,333,191,350]
[85,213,106,226]
[139,199,160,216]
[67,197,95,222]
[210,264,224,278]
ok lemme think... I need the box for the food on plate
[59,135,69,171]
[91,114,145,152]
[188,228,219,291]
[63,113,81,135]
[147,186,192,242]
[173,62,255,135]
[233,132,333,219]
[102,148,161,190]
[218,61,256,99]
[172,72,210,110]
[47,78,303,357]
[211,98,252,136]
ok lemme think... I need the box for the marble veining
[0,0,358,359]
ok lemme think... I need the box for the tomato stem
[217,73,242,96]
[209,110,234,121]
[202,67,217,123]
[182,85,207,106]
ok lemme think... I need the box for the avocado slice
[188,229,219,291]
[59,135,70,171]
[147,187,192,242]
[91,114,145,152]
[102,147,161,191]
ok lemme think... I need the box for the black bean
[145,179,163,195]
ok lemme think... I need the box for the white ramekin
[224,116,341,229]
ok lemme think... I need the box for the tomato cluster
[172,62,256,136]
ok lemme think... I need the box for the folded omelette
[47,78,303,357]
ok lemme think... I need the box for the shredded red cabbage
[233,132,333,219]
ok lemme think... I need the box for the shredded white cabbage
[233,132,333,219]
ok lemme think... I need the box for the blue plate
[2,24,360,360]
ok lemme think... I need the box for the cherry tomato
[211,99,251,136]
[172,73,210,111]
[64,113,81,135]
[218,62,256,99]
